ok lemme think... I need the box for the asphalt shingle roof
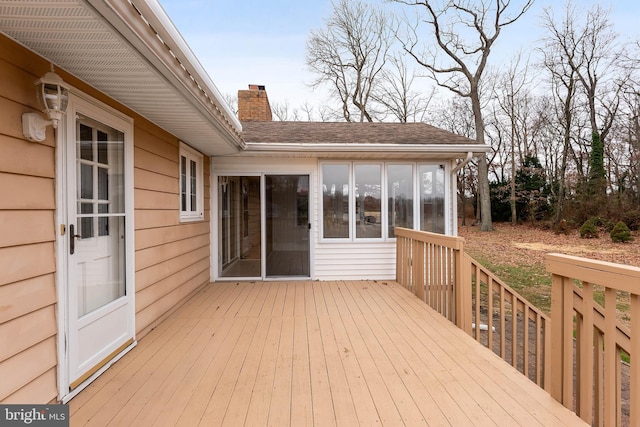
[240,121,479,146]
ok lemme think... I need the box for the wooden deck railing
[394,227,549,389]
[395,228,639,425]
[466,253,551,390]
[547,253,640,426]
[395,228,470,332]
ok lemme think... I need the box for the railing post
[550,272,564,404]
[455,247,472,335]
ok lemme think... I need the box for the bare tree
[394,0,534,231]
[371,54,435,122]
[494,53,533,223]
[222,93,238,116]
[541,2,627,214]
[306,0,395,122]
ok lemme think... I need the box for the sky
[157,0,640,116]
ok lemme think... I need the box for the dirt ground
[458,222,640,269]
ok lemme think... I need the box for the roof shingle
[241,121,480,146]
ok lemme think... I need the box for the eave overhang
[0,0,244,155]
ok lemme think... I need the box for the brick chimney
[238,84,272,121]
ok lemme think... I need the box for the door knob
[69,224,81,255]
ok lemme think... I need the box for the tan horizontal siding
[136,246,210,292]
[136,257,209,313]
[135,270,210,337]
[0,173,55,210]
[134,188,179,211]
[135,233,209,271]
[0,274,56,324]
[135,221,209,251]
[134,146,178,178]
[134,168,179,193]
[0,134,55,177]
[133,132,212,338]
[134,210,180,230]
[0,211,55,248]
[0,337,57,402]
[0,37,59,405]
[0,243,56,287]
[2,368,57,404]
[0,305,56,363]
[134,123,178,162]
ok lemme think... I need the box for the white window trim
[180,142,204,222]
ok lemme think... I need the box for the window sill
[180,215,204,223]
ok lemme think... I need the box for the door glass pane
[76,115,126,316]
[388,164,413,238]
[98,167,108,200]
[97,130,108,164]
[79,124,93,161]
[219,176,262,278]
[322,164,349,238]
[80,163,93,199]
[355,164,381,239]
[419,164,446,234]
[266,175,310,277]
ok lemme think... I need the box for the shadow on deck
[69,280,586,426]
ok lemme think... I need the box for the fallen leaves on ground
[459,223,640,269]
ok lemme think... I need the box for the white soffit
[0,0,243,155]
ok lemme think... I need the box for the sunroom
[212,111,490,282]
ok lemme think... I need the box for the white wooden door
[66,111,134,390]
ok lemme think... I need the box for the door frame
[55,90,136,402]
[212,170,315,281]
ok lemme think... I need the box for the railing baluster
[487,276,494,351]
[474,264,481,342]
[604,287,617,425]
[523,305,529,378]
[579,282,594,423]
[511,293,518,369]
[500,285,505,359]
[631,294,639,427]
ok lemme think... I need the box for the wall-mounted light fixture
[22,65,70,142]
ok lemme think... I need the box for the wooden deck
[69,280,586,426]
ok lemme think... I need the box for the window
[322,164,350,238]
[419,164,445,233]
[387,164,414,238]
[320,161,446,240]
[180,142,204,221]
[355,164,381,239]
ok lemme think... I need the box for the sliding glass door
[265,175,310,277]
[217,174,310,279]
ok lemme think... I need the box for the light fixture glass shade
[35,70,69,129]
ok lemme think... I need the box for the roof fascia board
[132,0,241,129]
[243,142,491,155]
[84,0,244,151]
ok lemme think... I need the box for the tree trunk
[477,154,493,231]
[470,86,493,231]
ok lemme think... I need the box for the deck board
[69,280,587,426]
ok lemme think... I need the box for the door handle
[69,224,81,255]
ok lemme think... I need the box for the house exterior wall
[0,34,211,403]
[0,35,60,404]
